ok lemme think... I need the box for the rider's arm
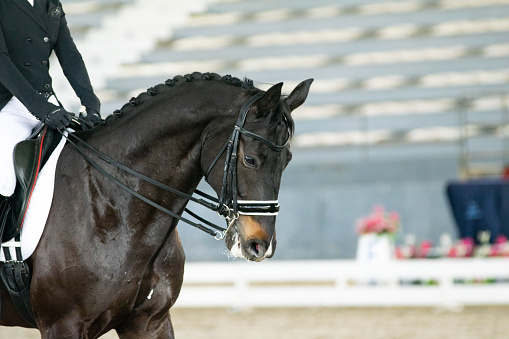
[0,24,56,121]
[53,1,100,114]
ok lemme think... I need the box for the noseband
[204,91,289,222]
[61,91,289,239]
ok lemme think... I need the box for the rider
[0,0,102,228]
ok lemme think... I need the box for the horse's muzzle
[225,216,276,262]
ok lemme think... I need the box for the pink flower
[496,235,507,244]
[355,206,401,235]
[418,240,433,258]
[447,237,474,257]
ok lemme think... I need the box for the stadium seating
[59,0,509,260]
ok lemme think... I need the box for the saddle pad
[0,133,67,261]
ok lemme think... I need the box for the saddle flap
[2,126,61,242]
[13,138,41,195]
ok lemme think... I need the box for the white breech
[0,95,58,196]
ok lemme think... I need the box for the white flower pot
[356,233,395,262]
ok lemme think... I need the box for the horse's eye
[244,155,256,167]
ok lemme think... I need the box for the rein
[60,91,289,239]
[60,130,227,238]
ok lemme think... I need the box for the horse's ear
[254,82,283,118]
[285,79,314,111]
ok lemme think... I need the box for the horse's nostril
[246,239,267,259]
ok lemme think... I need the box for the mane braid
[106,72,255,123]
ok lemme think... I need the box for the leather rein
[59,91,289,240]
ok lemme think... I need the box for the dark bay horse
[0,72,313,338]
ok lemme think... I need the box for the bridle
[61,91,290,240]
[203,91,289,237]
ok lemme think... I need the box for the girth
[0,124,61,329]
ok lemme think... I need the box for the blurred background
[4,0,508,337]
[53,0,509,261]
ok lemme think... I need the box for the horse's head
[202,79,313,261]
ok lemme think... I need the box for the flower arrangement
[446,234,509,258]
[489,235,509,257]
[446,237,474,258]
[355,206,401,235]
[395,234,509,259]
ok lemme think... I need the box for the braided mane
[106,72,255,122]
[103,71,294,138]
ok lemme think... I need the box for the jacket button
[25,63,30,66]
[43,37,49,42]
[42,61,48,66]
[44,84,50,89]
[26,38,32,43]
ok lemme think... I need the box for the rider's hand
[44,107,74,129]
[79,107,103,130]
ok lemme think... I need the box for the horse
[0,72,313,338]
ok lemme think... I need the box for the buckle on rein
[214,200,280,240]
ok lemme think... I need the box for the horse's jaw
[225,218,276,262]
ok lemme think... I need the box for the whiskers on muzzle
[225,217,276,262]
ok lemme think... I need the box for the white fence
[175,259,509,309]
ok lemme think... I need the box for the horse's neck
[90,87,238,196]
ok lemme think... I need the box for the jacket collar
[12,0,48,33]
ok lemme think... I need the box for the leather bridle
[61,91,290,240]
[205,92,289,211]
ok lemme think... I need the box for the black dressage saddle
[1,124,61,243]
[0,123,61,326]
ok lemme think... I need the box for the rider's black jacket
[0,0,100,118]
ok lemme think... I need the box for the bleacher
[58,0,509,260]
[61,0,136,39]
